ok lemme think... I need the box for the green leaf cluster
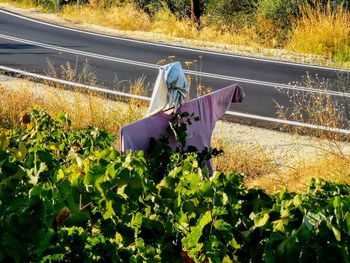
[1,107,350,262]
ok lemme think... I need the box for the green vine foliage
[1,107,350,262]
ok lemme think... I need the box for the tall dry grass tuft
[61,3,151,31]
[151,7,198,39]
[0,78,146,135]
[0,83,37,128]
[0,59,147,143]
[288,3,350,61]
[276,73,350,142]
[45,59,98,86]
[247,154,350,194]
[128,75,149,108]
[212,138,278,179]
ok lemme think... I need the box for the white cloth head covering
[147,62,189,116]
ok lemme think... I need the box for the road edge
[0,3,349,71]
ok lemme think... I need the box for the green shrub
[1,107,350,262]
[255,0,306,45]
[205,0,259,27]
[118,0,191,17]
[258,0,307,29]
[309,0,350,9]
[35,0,57,11]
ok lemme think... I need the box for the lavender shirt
[121,85,244,167]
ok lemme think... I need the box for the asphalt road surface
[1,8,349,127]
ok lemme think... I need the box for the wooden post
[190,0,200,25]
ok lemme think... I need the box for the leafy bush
[1,107,350,262]
[309,0,350,10]
[205,0,259,27]
[103,0,190,17]
[256,0,307,45]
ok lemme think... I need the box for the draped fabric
[147,62,189,117]
[121,84,245,173]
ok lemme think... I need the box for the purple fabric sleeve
[120,84,245,173]
[206,85,244,132]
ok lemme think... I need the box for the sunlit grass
[288,3,350,61]
[212,137,278,179]
[0,61,147,140]
[61,3,151,31]
[247,154,350,194]
[60,4,259,48]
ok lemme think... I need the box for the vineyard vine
[0,107,350,262]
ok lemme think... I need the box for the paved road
[0,8,349,125]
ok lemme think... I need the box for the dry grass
[0,80,146,132]
[276,73,350,141]
[3,86,146,155]
[288,3,350,61]
[59,4,260,48]
[0,60,147,143]
[212,138,278,179]
[212,121,350,194]
[45,58,98,86]
[254,72,350,193]
[212,131,350,195]
[247,153,350,194]
[0,0,38,9]
[0,83,37,129]
[61,3,151,31]
[57,2,350,62]
[151,8,198,39]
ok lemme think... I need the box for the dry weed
[0,59,147,143]
[247,153,350,194]
[0,83,38,128]
[212,138,278,179]
[61,4,151,31]
[276,73,350,141]
[45,58,97,86]
[289,2,350,61]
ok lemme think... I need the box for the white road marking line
[185,69,350,97]
[1,64,349,135]
[1,8,349,73]
[1,33,349,97]
[227,111,350,135]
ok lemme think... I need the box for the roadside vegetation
[1,0,350,65]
